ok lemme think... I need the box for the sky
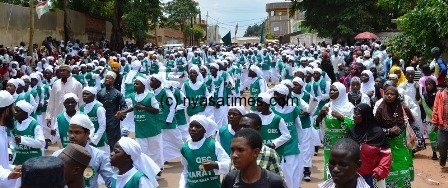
[162,0,287,37]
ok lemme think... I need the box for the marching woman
[315,82,355,180]
[348,77,371,107]
[120,60,144,136]
[181,65,210,121]
[375,86,414,188]
[179,115,230,188]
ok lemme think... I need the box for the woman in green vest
[116,76,164,173]
[312,68,330,117]
[55,93,80,148]
[12,100,45,165]
[315,82,355,180]
[80,87,109,153]
[165,54,176,79]
[181,65,209,119]
[169,80,190,141]
[120,60,144,136]
[292,77,319,182]
[150,74,183,163]
[216,105,246,155]
[179,114,230,188]
[247,65,268,112]
[110,137,160,188]
[209,63,229,126]
[255,92,291,159]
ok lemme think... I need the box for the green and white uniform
[12,118,44,165]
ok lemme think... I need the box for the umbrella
[354,32,378,40]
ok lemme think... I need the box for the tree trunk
[63,0,71,43]
[110,0,124,52]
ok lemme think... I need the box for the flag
[36,1,53,19]
[235,23,238,37]
[222,31,231,46]
[260,26,265,44]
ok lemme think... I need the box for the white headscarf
[189,65,204,82]
[83,87,97,96]
[117,137,160,187]
[69,114,95,140]
[329,82,354,118]
[258,92,272,104]
[249,65,263,78]
[169,81,181,89]
[16,100,34,115]
[0,90,14,108]
[280,79,293,88]
[63,93,79,103]
[229,105,247,116]
[360,70,375,95]
[273,84,290,96]
[189,114,217,138]
[124,60,142,84]
[151,73,165,88]
[304,67,313,74]
[135,76,149,90]
[7,79,19,90]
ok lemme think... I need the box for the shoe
[303,172,311,182]
[440,159,446,167]
[432,152,438,160]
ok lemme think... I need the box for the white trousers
[298,128,313,168]
[213,106,228,127]
[162,129,183,162]
[136,134,164,169]
[121,99,135,133]
[281,154,303,188]
[177,124,190,142]
[262,70,270,82]
[270,68,280,84]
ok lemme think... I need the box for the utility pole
[28,0,34,58]
[155,22,158,47]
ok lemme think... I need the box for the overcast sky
[162,0,289,37]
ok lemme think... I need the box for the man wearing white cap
[46,64,83,129]
[97,71,128,151]
[54,93,80,148]
[52,114,114,188]
[80,87,109,153]
[0,90,21,187]
[11,100,45,165]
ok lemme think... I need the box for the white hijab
[329,82,354,118]
[360,70,375,95]
[124,60,142,84]
[117,137,160,188]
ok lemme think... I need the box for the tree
[164,0,200,45]
[385,0,448,60]
[187,25,205,45]
[291,0,392,43]
[243,21,265,37]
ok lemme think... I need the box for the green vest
[305,82,313,94]
[211,76,224,102]
[33,86,43,115]
[123,73,143,99]
[112,171,147,188]
[80,103,108,147]
[41,84,51,112]
[259,114,285,157]
[176,58,186,72]
[150,61,160,74]
[56,113,71,148]
[166,60,175,73]
[73,74,86,86]
[85,72,96,87]
[261,55,271,70]
[132,93,161,138]
[313,79,328,116]
[271,107,300,156]
[249,78,261,111]
[184,82,206,116]
[155,88,177,129]
[218,125,233,155]
[13,119,42,165]
[191,57,202,66]
[298,92,312,129]
[255,54,263,64]
[141,59,149,75]
[174,89,187,126]
[180,138,220,188]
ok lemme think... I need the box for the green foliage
[243,21,265,37]
[377,0,415,15]
[385,0,448,60]
[291,0,392,40]
[122,0,162,44]
[164,0,200,30]
[265,32,275,40]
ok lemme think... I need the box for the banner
[36,1,53,19]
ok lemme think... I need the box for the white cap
[0,90,14,108]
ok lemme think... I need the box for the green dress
[321,116,354,180]
[385,131,413,188]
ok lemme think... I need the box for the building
[207,25,220,43]
[265,0,305,37]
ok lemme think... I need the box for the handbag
[402,107,418,149]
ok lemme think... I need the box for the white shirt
[179,137,230,188]
[46,77,84,120]
[0,126,17,187]
[319,174,370,188]
[115,167,154,188]
[83,100,107,145]
[256,111,291,149]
